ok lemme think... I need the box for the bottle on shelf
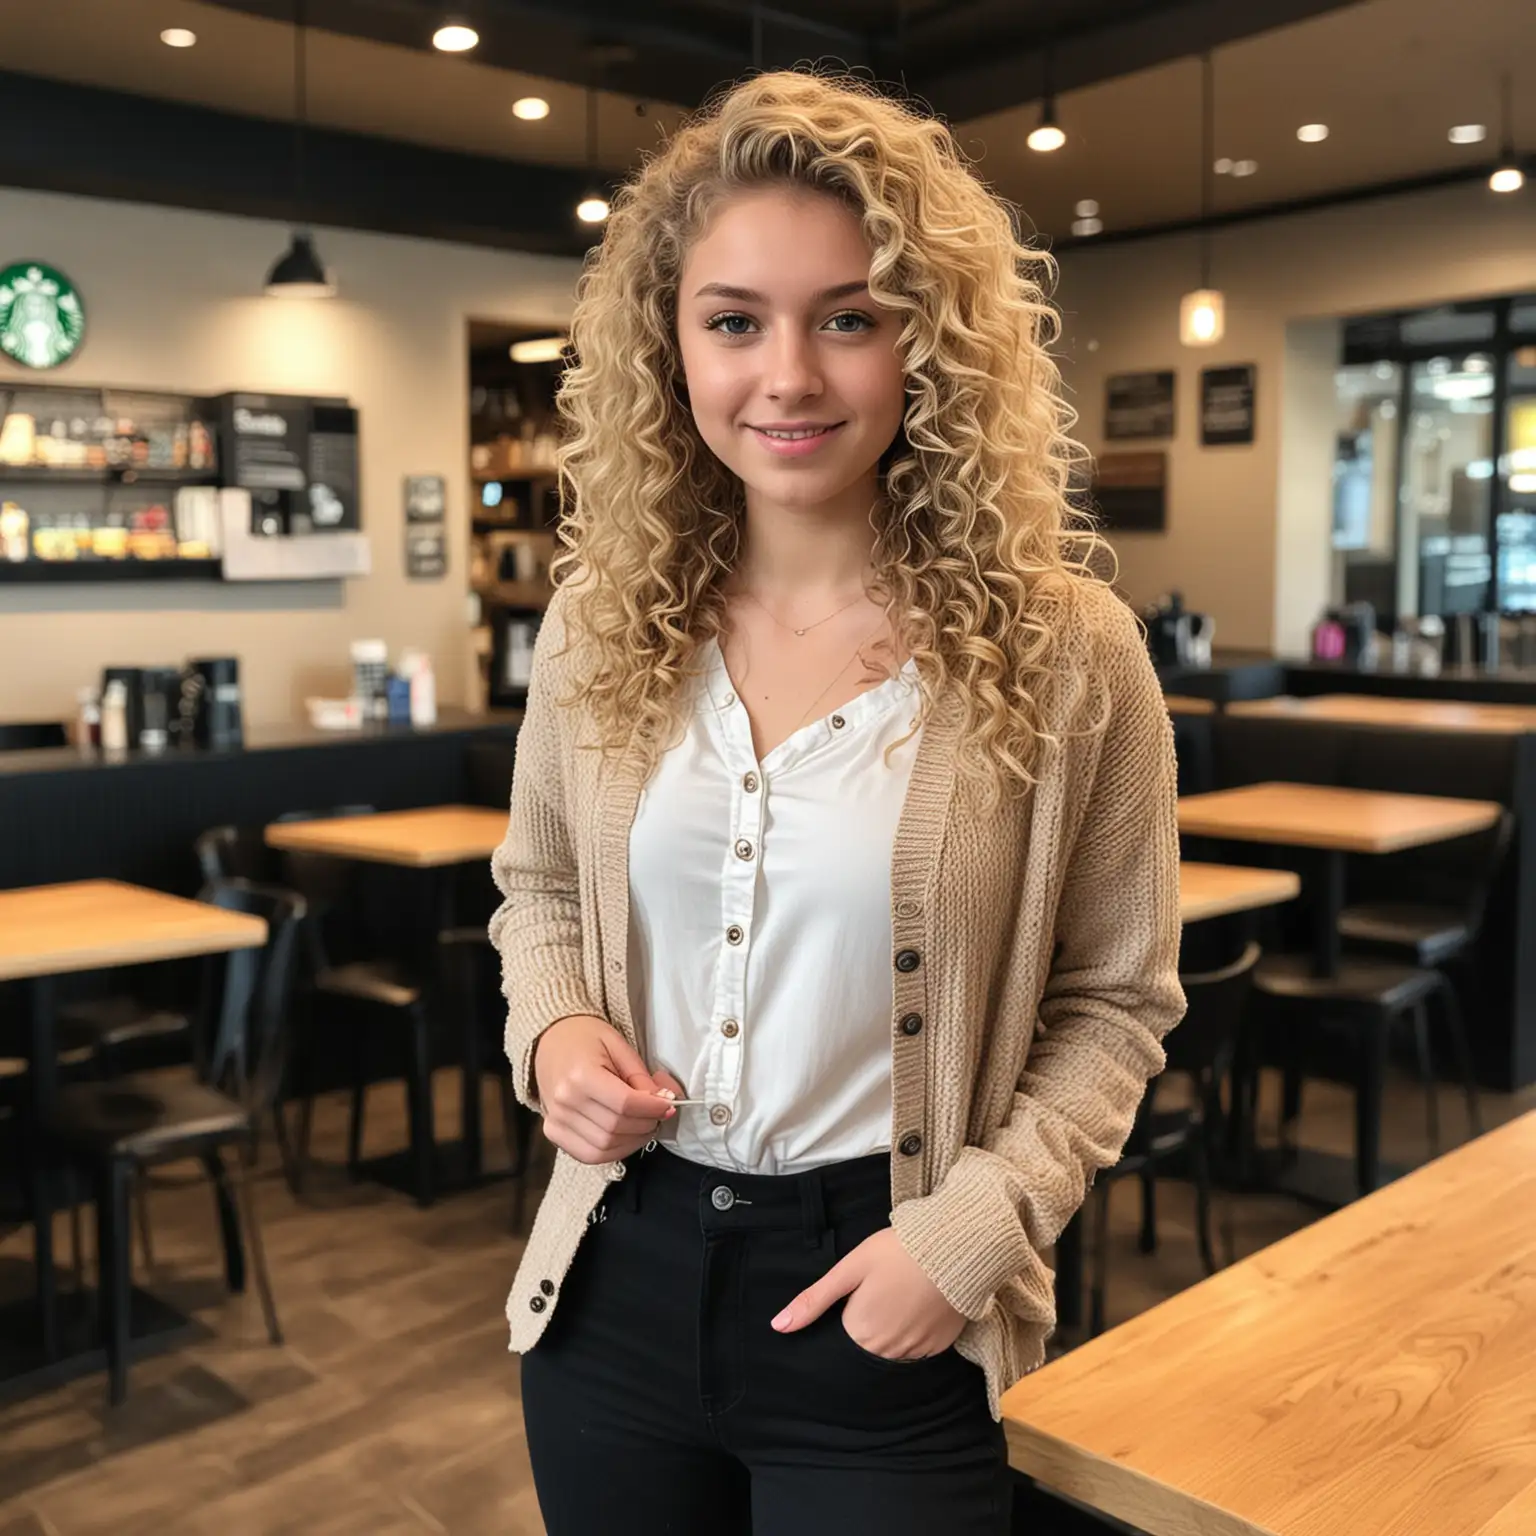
[100,679,129,752]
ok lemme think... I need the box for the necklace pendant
[794,627,807,637]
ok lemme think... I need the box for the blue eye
[824,311,874,333]
[705,312,756,336]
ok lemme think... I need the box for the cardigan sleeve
[489,593,602,1112]
[890,609,1186,1320]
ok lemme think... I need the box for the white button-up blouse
[627,637,924,1175]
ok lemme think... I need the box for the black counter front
[0,709,521,893]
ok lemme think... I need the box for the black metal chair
[45,879,303,1405]
[1335,806,1509,1139]
[1087,942,1259,1338]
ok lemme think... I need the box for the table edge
[0,919,267,983]
[1003,1418,1282,1536]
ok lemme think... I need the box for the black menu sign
[1200,364,1256,446]
[222,393,308,490]
[1105,371,1176,440]
[1091,451,1167,532]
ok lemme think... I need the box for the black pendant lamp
[266,0,335,296]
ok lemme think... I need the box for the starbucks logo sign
[0,262,85,370]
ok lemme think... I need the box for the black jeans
[521,1145,1010,1535]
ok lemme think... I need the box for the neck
[734,475,880,598]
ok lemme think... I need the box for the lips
[746,422,846,458]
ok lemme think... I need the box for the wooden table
[1230,693,1536,734]
[264,805,508,1194]
[1165,694,1217,717]
[264,805,508,867]
[0,879,266,1380]
[1177,782,1501,976]
[1006,1111,1536,1536]
[1179,863,1299,924]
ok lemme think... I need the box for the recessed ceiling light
[1231,159,1258,177]
[432,23,479,52]
[1213,157,1233,175]
[1490,164,1525,194]
[1074,198,1099,218]
[1448,123,1487,145]
[512,96,549,120]
[1297,123,1329,143]
[160,27,196,47]
[1071,217,1103,236]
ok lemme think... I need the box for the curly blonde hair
[553,68,1113,798]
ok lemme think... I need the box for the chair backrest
[196,878,306,1114]
[271,804,376,911]
[196,824,280,885]
[1163,940,1261,1083]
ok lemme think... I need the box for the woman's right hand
[531,1014,684,1165]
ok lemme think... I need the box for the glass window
[1330,363,1401,612]
[1497,368,1536,611]
[1399,306,1498,346]
[1402,354,1495,617]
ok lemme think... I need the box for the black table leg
[434,870,483,1183]
[1310,848,1345,979]
[1054,1211,1083,1332]
[26,975,59,1360]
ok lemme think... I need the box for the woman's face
[676,187,906,513]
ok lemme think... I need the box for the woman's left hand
[770,1228,967,1361]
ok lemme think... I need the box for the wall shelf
[0,558,223,583]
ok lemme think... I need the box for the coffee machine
[180,657,244,749]
[100,666,181,752]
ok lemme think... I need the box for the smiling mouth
[748,423,843,441]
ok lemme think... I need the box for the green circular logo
[0,262,86,370]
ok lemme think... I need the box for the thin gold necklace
[741,585,869,638]
[791,620,893,733]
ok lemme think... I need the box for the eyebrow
[692,280,870,304]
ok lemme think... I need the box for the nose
[764,326,823,405]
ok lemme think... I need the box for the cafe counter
[0,709,522,893]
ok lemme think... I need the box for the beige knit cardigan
[489,579,1185,1418]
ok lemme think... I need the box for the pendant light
[1490,73,1525,194]
[265,0,335,297]
[1027,47,1067,153]
[575,84,609,224]
[1180,51,1224,347]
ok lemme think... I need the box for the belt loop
[797,1168,828,1249]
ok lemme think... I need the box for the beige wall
[1054,181,1536,653]
[0,187,580,725]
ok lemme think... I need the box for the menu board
[221,393,308,491]
[1105,371,1176,440]
[1091,451,1167,532]
[1200,365,1257,446]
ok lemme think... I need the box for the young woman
[490,69,1184,1536]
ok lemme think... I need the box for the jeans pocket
[836,1306,952,1370]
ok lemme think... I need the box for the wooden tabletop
[1229,693,1536,734]
[1179,862,1300,923]
[0,879,267,982]
[1165,694,1217,717]
[1002,1111,1536,1536]
[1178,781,1502,854]
[264,805,509,868]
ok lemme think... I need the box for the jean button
[711,1185,736,1211]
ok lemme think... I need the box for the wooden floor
[0,1065,1531,1536]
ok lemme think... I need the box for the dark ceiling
[203,0,1361,121]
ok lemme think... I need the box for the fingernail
[771,1309,792,1330]
[665,1107,676,1118]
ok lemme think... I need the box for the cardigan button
[895,899,921,919]
[742,772,759,793]
[734,839,755,861]
[899,1013,923,1037]
[899,1133,923,1157]
[539,1279,555,1296]
[726,924,744,945]
[529,1294,547,1313]
[895,949,921,973]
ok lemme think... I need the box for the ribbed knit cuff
[505,976,601,1111]
[890,1150,1035,1321]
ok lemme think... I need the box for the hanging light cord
[293,0,308,230]
[1199,50,1214,290]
